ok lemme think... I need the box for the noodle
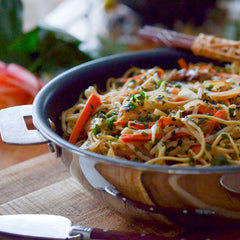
[61,61,240,167]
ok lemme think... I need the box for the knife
[0,214,175,240]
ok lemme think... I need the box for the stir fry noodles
[61,59,240,167]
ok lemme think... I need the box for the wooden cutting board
[1,149,240,239]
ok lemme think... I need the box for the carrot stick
[178,58,188,70]
[171,88,181,95]
[157,69,164,77]
[123,73,146,83]
[173,96,186,102]
[158,116,183,128]
[216,72,240,79]
[199,66,240,78]
[121,131,188,143]
[128,122,146,129]
[128,121,155,129]
[223,99,231,106]
[205,109,228,135]
[191,144,201,154]
[120,133,162,142]
[114,120,128,126]
[68,93,101,144]
[213,109,228,119]
[114,120,155,129]
[197,105,217,115]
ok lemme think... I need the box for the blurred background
[2,0,240,76]
[1,0,240,101]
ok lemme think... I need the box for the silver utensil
[0,214,170,240]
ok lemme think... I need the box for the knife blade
[0,214,175,240]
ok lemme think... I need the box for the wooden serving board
[1,150,240,239]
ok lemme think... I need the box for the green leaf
[93,124,101,135]
[0,2,95,78]
[0,0,23,62]
[211,155,229,166]
[34,28,91,75]
[0,0,22,43]
[8,27,92,77]
[9,28,39,54]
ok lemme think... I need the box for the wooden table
[1,141,240,239]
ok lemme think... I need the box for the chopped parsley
[211,155,229,166]
[158,80,163,88]
[136,92,145,101]
[221,133,228,139]
[189,157,196,167]
[225,144,231,149]
[206,143,212,151]
[123,93,146,112]
[135,92,146,106]
[124,101,136,112]
[115,81,124,87]
[229,107,235,117]
[206,84,214,91]
[175,84,182,88]
[106,116,116,130]
[141,131,149,136]
[93,124,101,135]
[156,95,164,100]
[171,130,176,137]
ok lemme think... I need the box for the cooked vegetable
[68,93,101,144]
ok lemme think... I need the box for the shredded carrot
[174,96,186,102]
[121,131,188,143]
[128,121,155,129]
[199,65,240,80]
[123,73,146,83]
[158,116,183,128]
[200,65,217,74]
[68,93,101,144]
[114,120,155,129]
[191,144,201,154]
[197,105,217,115]
[216,72,240,79]
[114,120,128,126]
[171,88,181,95]
[222,99,231,106]
[200,66,240,79]
[178,58,188,70]
[157,69,164,77]
[200,65,211,70]
[205,109,228,135]
[121,110,228,143]
[121,133,162,142]
[213,109,228,119]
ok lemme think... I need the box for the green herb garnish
[93,124,101,135]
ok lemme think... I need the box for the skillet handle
[0,105,48,145]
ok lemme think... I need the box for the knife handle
[70,225,170,240]
[90,228,170,240]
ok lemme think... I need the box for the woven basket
[192,33,240,62]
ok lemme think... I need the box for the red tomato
[0,61,43,109]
